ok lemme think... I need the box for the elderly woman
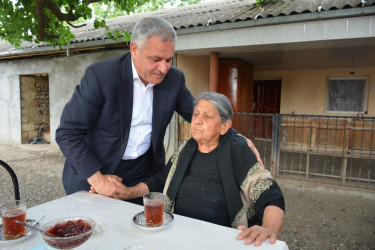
[114,92,285,246]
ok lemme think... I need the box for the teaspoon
[16,220,54,236]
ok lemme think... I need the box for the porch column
[209,52,219,92]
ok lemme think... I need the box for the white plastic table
[4,191,289,250]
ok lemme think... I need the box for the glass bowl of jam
[40,217,95,249]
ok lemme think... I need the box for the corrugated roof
[1,0,374,53]
[86,0,375,38]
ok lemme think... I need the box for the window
[326,77,368,114]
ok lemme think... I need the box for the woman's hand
[113,181,150,201]
[237,225,277,246]
[237,206,284,246]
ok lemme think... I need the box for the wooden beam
[209,51,219,92]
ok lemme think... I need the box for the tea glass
[143,192,164,227]
[0,200,27,240]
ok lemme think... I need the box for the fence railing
[232,113,375,189]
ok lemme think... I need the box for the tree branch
[67,21,86,28]
[35,0,103,41]
[87,0,106,4]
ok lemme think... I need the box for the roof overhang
[0,4,374,66]
[0,39,129,61]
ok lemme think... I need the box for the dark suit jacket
[56,53,194,194]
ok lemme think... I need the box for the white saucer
[132,211,174,231]
[0,219,38,245]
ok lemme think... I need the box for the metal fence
[232,113,375,189]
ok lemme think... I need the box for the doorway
[252,79,281,139]
[253,79,281,113]
[20,74,50,144]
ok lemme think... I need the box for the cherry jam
[47,219,92,237]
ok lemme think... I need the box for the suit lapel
[118,53,133,156]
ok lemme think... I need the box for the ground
[1,144,374,249]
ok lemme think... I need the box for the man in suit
[56,17,262,203]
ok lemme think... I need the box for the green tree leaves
[1,0,202,48]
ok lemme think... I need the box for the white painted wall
[176,16,375,52]
[0,49,126,145]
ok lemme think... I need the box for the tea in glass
[1,200,27,240]
[143,192,164,227]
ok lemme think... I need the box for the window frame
[325,77,369,114]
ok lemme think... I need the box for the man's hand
[245,138,265,168]
[87,171,127,199]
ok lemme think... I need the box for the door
[253,79,281,139]
[253,79,281,113]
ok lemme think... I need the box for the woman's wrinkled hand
[237,225,277,246]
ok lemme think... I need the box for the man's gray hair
[194,92,233,123]
[131,17,177,50]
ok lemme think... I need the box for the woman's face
[191,100,231,146]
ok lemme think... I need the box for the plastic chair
[0,160,20,200]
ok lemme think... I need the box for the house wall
[176,55,375,116]
[176,55,210,98]
[2,49,373,149]
[175,55,375,117]
[0,49,127,145]
[254,68,375,116]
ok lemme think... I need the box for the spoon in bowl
[16,220,54,236]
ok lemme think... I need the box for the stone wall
[20,75,50,143]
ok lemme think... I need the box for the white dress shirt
[122,60,155,160]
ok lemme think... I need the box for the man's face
[130,35,175,85]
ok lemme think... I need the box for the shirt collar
[131,58,155,88]
[131,58,140,81]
